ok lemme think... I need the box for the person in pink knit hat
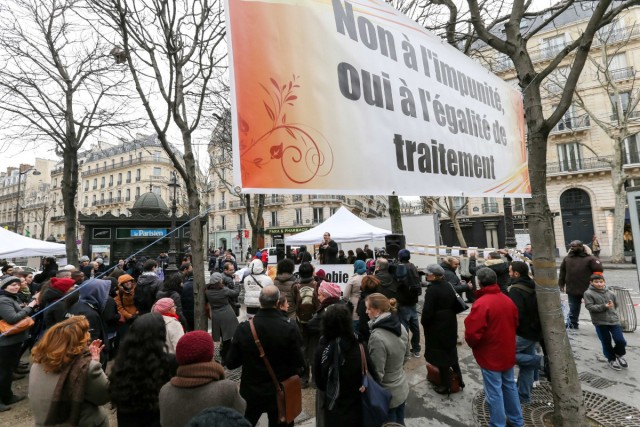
[306,281,345,386]
[152,298,184,353]
[159,331,246,427]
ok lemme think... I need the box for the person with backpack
[296,245,313,264]
[292,262,320,388]
[508,261,542,404]
[135,260,163,315]
[396,249,423,358]
[242,259,273,320]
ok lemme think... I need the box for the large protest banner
[225,0,529,197]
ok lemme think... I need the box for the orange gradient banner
[225,0,529,197]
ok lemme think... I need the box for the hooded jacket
[243,260,273,309]
[274,272,297,319]
[41,286,71,330]
[114,282,138,321]
[0,289,34,346]
[68,279,112,364]
[583,284,620,326]
[465,284,519,371]
[368,312,410,408]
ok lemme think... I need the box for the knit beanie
[319,280,342,299]
[152,297,175,314]
[209,272,224,285]
[118,274,135,285]
[0,276,21,290]
[50,277,76,294]
[353,260,367,275]
[176,331,215,366]
[186,407,251,427]
[398,249,411,262]
[315,269,326,281]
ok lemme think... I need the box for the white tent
[285,206,391,245]
[0,227,67,258]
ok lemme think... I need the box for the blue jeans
[567,294,582,328]
[398,304,421,353]
[515,336,540,404]
[387,401,406,425]
[481,367,524,427]
[594,324,626,361]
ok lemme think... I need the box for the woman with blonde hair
[29,315,109,427]
[366,293,410,425]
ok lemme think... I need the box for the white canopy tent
[285,206,391,245]
[0,227,67,258]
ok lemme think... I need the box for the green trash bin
[609,286,637,333]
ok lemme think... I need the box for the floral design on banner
[239,75,333,184]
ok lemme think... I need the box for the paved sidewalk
[295,292,640,426]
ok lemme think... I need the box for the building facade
[434,5,640,256]
[0,158,56,237]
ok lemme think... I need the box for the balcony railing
[551,114,591,134]
[610,110,640,122]
[309,194,345,202]
[265,196,285,206]
[482,203,499,214]
[229,200,244,209]
[268,221,280,227]
[292,195,303,202]
[218,202,227,209]
[81,156,174,177]
[594,25,640,46]
[50,215,65,222]
[292,220,304,226]
[610,66,635,81]
[529,42,568,63]
[547,155,613,174]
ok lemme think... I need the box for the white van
[260,246,301,265]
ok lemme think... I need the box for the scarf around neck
[44,352,93,426]
[170,361,225,388]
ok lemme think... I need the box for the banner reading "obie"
[225,0,529,197]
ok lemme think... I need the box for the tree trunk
[388,195,403,234]
[610,143,627,263]
[527,129,585,425]
[62,149,79,266]
[245,194,265,251]
[451,213,467,247]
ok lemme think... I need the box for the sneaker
[533,380,540,388]
[0,403,11,412]
[617,356,628,368]
[412,351,421,358]
[608,360,622,371]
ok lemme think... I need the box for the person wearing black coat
[313,304,377,427]
[421,264,465,394]
[318,232,339,264]
[180,268,195,332]
[33,257,59,290]
[225,285,305,427]
[40,278,76,331]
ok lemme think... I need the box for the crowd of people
[0,237,629,426]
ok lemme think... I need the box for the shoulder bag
[249,318,301,424]
[359,343,391,427]
[426,363,461,393]
[448,282,469,313]
[0,315,35,336]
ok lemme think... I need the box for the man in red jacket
[465,268,523,427]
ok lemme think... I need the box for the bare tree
[388,194,403,234]
[209,109,267,252]
[389,0,640,423]
[570,24,640,263]
[429,196,469,247]
[0,0,137,266]
[91,0,226,330]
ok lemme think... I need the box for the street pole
[503,197,517,248]
[166,171,180,274]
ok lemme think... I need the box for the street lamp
[503,197,517,249]
[14,168,41,234]
[237,223,244,262]
[166,171,180,274]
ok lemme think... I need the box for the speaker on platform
[385,234,406,259]
[276,243,286,262]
